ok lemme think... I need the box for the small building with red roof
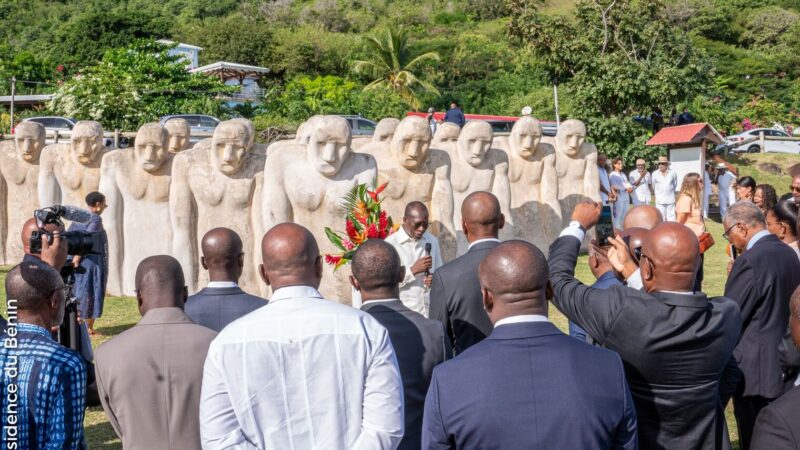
[646,123,723,194]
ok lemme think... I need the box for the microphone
[57,205,93,223]
[424,243,432,277]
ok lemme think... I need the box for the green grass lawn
[0,153,794,448]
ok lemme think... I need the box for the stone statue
[494,117,561,254]
[359,116,457,261]
[553,119,600,226]
[38,120,110,209]
[352,117,400,150]
[432,122,461,147]
[0,122,46,264]
[171,120,266,296]
[438,120,513,255]
[100,123,173,296]
[164,118,191,153]
[229,118,268,156]
[262,115,377,303]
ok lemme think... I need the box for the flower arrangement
[324,181,394,270]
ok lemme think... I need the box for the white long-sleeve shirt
[651,169,678,205]
[383,227,443,317]
[199,285,404,450]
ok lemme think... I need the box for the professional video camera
[29,205,102,256]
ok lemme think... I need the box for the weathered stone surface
[164,118,191,153]
[101,123,173,295]
[171,120,266,296]
[262,115,377,303]
[0,122,45,264]
[550,119,601,226]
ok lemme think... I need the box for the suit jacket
[185,285,267,332]
[751,386,800,450]
[94,307,217,450]
[724,234,800,399]
[429,240,498,354]
[361,300,452,450]
[549,235,741,450]
[422,321,638,450]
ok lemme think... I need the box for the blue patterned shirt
[0,322,87,449]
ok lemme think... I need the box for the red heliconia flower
[346,219,358,241]
[325,254,342,265]
[343,239,355,250]
[366,223,379,239]
[367,182,389,203]
[378,210,388,232]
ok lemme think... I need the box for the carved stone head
[556,119,586,158]
[457,120,493,168]
[164,118,191,154]
[372,118,400,143]
[14,121,46,163]
[307,115,351,177]
[510,116,543,160]
[433,122,460,144]
[391,116,431,170]
[211,121,248,175]
[70,121,105,165]
[229,118,255,151]
[134,123,169,173]
[296,115,323,145]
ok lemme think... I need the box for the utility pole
[10,76,16,134]
[553,83,560,127]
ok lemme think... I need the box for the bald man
[623,205,663,230]
[185,228,267,332]
[95,255,217,450]
[352,240,450,450]
[549,202,741,450]
[424,241,637,449]
[429,191,505,354]
[200,223,404,450]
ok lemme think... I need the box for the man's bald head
[6,259,64,312]
[134,255,186,314]
[618,227,648,264]
[640,222,699,293]
[351,240,402,297]
[260,223,322,291]
[479,240,549,322]
[461,191,505,242]
[21,217,65,256]
[623,205,663,230]
[201,228,244,282]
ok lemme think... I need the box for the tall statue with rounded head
[262,115,378,303]
[553,119,600,226]
[170,119,266,295]
[38,120,110,208]
[100,123,173,295]
[352,117,400,150]
[437,120,512,255]
[494,116,561,253]
[164,118,191,153]
[0,122,46,264]
[265,115,324,156]
[359,116,456,260]
[432,122,461,147]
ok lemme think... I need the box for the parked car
[21,116,121,148]
[338,115,378,136]
[725,128,800,154]
[159,114,221,143]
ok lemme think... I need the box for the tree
[352,28,440,110]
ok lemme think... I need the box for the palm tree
[352,28,440,110]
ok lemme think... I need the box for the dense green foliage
[1,0,799,160]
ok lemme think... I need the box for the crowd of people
[3,167,800,449]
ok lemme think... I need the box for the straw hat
[655,156,671,164]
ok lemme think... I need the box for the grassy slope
[0,153,794,448]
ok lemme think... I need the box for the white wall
[669,145,705,192]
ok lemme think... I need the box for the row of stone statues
[0,115,599,302]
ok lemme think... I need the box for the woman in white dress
[609,157,632,229]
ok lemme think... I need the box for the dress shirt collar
[659,290,695,295]
[468,237,501,250]
[494,314,549,328]
[394,226,415,244]
[139,307,195,326]
[17,322,53,339]
[746,229,771,251]
[361,298,401,305]
[207,281,238,288]
[270,285,324,303]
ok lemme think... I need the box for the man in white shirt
[703,164,713,219]
[651,157,678,221]
[383,202,443,317]
[629,158,652,206]
[598,153,613,205]
[716,164,736,218]
[199,223,404,450]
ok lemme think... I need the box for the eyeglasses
[791,186,800,192]
[723,223,740,241]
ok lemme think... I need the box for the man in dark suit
[185,228,267,332]
[429,191,504,354]
[751,286,800,450]
[351,240,451,450]
[423,240,637,449]
[549,202,741,450]
[723,201,800,450]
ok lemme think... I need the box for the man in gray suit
[94,255,217,450]
[429,191,505,354]
[351,240,452,450]
[185,227,267,331]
